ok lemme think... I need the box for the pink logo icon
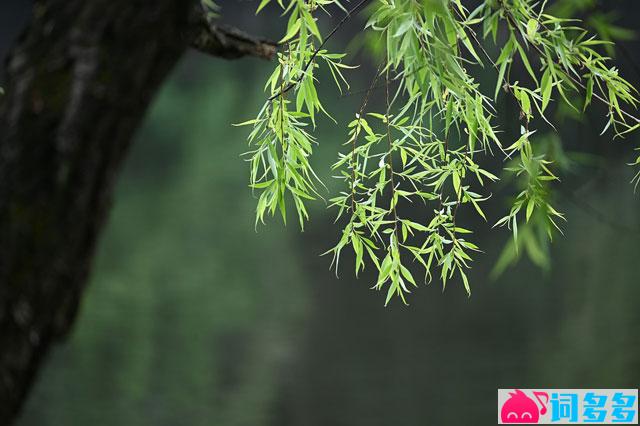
[501,389,549,423]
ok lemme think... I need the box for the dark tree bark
[0,1,274,423]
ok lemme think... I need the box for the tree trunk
[0,1,273,423]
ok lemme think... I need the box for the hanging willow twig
[239,0,640,303]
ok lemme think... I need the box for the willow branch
[268,0,372,101]
[188,9,277,60]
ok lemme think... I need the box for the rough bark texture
[0,1,274,423]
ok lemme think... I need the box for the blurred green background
[2,1,638,424]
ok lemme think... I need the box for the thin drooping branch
[268,0,372,101]
[497,0,640,125]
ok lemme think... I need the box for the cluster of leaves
[240,0,639,304]
[238,0,354,230]
[486,0,640,273]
